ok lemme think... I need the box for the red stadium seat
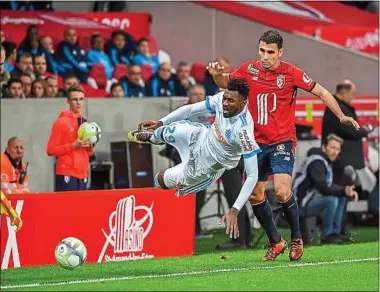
[112,64,128,80]
[57,76,64,88]
[144,36,159,55]
[81,83,108,98]
[89,64,108,88]
[140,64,153,83]
[191,62,206,83]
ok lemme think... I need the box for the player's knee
[274,182,291,201]
[249,184,266,204]
[154,170,168,189]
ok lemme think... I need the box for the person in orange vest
[1,191,22,232]
[1,137,30,195]
[46,84,95,191]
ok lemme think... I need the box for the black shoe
[339,232,354,243]
[321,233,343,244]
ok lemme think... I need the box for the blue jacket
[4,61,14,72]
[56,41,88,73]
[86,49,114,80]
[105,43,130,67]
[146,74,176,97]
[119,77,145,98]
[132,53,160,73]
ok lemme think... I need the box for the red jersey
[230,60,316,145]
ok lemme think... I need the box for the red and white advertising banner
[295,95,379,135]
[0,188,195,269]
[303,26,379,56]
[77,12,151,40]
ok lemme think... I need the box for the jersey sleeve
[236,124,261,158]
[292,66,316,92]
[205,91,223,113]
[228,61,251,83]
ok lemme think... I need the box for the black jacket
[294,147,346,205]
[322,95,368,170]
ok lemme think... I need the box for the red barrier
[0,189,195,269]
[79,12,151,40]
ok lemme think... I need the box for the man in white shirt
[128,79,261,237]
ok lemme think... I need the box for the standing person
[46,85,94,191]
[207,29,359,261]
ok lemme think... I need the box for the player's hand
[206,62,225,76]
[138,120,163,131]
[87,143,95,153]
[73,138,90,149]
[340,116,360,130]
[11,216,23,232]
[219,208,239,239]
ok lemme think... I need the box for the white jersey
[203,91,260,170]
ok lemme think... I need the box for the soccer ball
[78,122,101,144]
[55,237,87,270]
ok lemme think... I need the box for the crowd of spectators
[0,23,228,100]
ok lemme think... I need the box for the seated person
[119,64,145,98]
[105,30,131,67]
[87,33,114,80]
[293,134,358,244]
[145,63,175,97]
[109,82,125,98]
[132,38,160,73]
[174,61,196,97]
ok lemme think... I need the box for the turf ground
[1,227,379,291]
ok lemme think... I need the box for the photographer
[293,134,358,244]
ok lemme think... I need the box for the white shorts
[156,120,225,196]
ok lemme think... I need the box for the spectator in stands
[2,0,53,11]
[33,55,47,79]
[132,38,160,73]
[1,137,30,194]
[56,28,89,83]
[31,79,47,98]
[58,74,78,98]
[41,36,54,54]
[293,134,358,244]
[17,25,57,75]
[174,61,196,96]
[106,31,130,67]
[47,85,94,191]
[146,62,175,97]
[11,52,35,80]
[4,79,24,98]
[20,73,32,97]
[45,76,62,98]
[87,33,114,80]
[1,45,11,96]
[322,80,376,197]
[0,29,4,43]
[119,64,145,98]
[204,57,232,96]
[2,41,17,72]
[109,82,125,98]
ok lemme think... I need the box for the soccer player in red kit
[207,30,359,261]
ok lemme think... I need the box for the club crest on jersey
[277,74,285,89]
[303,73,312,85]
[246,64,259,75]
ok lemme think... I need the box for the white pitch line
[1,257,378,290]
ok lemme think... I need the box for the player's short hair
[177,61,189,68]
[7,136,22,146]
[227,79,250,100]
[322,134,344,147]
[45,76,57,83]
[136,37,149,47]
[336,83,353,94]
[67,84,84,96]
[17,52,32,62]
[259,30,283,49]
[63,74,78,83]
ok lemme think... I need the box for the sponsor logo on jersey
[239,129,254,152]
[277,74,285,89]
[213,122,228,145]
[246,64,259,75]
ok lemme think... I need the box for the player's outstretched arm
[219,155,259,239]
[311,83,360,130]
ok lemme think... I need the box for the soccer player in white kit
[128,79,261,237]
